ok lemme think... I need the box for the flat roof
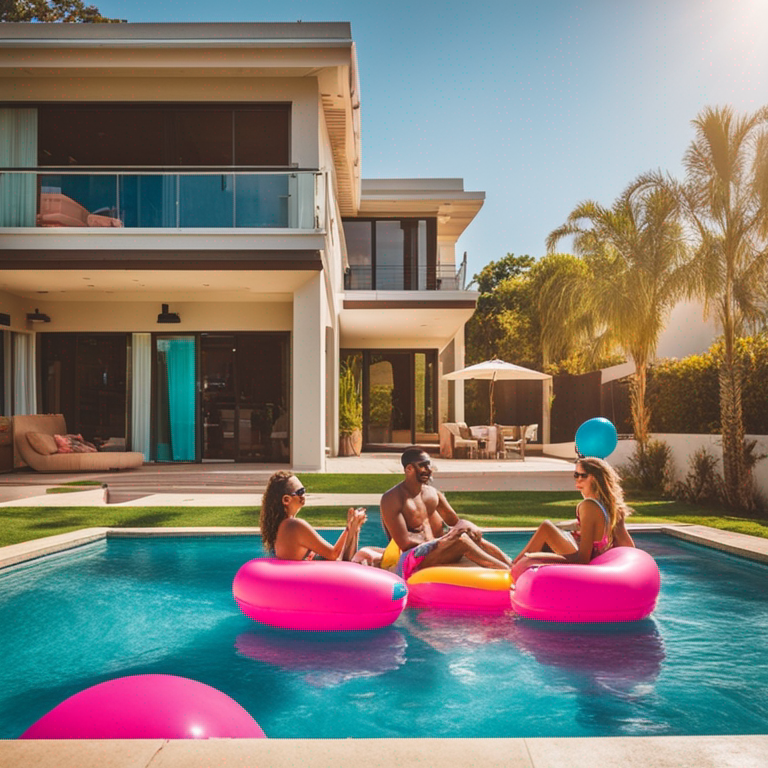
[0,21,352,45]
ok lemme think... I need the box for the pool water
[1,527,767,739]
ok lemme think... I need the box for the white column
[292,272,326,470]
[453,326,465,422]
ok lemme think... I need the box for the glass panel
[201,335,236,460]
[174,110,232,166]
[375,221,405,290]
[39,174,119,227]
[343,221,372,289]
[418,220,428,290]
[367,352,412,444]
[235,174,289,227]
[235,108,291,166]
[414,352,437,441]
[41,334,127,443]
[179,175,234,227]
[156,336,196,462]
[119,175,176,228]
[236,334,290,462]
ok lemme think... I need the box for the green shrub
[619,439,673,493]
[671,447,723,505]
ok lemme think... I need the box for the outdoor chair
[439,422,478,459]
[496,424,525,460]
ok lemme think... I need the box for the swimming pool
[1,530,767,739]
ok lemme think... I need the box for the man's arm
[380,488,426,551]
[435,491,483,539]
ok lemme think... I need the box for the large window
[342,218,437,290]
[37,104,291,167]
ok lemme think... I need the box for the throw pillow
[53,434,74,453]
[26,432,58,456]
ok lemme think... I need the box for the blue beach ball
[575,418,618,459]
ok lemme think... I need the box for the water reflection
[235,627,407,688]
[400,607,515,653]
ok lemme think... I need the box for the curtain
[0,108,37,227]
[12,332,36,415]
[165,338,196,461]
[3,331,11,416]
[131,333,151,460]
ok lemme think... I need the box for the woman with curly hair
[260,470,380,563]
[511,456,635,579]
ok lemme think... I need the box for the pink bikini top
[574,497,612,556]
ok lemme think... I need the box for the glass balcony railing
[344,259,470,292]
[0,170,323,230]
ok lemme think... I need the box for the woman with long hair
[511,456,634,579]
[260,470,380,563]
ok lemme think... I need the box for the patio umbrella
[442,358,551,424]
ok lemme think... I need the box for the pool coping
[2,524,767,767]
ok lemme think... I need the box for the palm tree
[546,178,690,446]
[668,105,768,510]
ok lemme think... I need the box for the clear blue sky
[96,0,768,280]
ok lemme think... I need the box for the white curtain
[12,332,36,415]
[3,331,11,416]
[131,333,151,460]
[0,108,37,227]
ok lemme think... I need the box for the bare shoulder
[381,482,407,509]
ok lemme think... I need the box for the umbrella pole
[489,375,496,425]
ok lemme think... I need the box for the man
[380,447,511,581]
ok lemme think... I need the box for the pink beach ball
[20,674,266,739]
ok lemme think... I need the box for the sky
[94,0,768,281]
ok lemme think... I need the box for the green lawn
[2,488,767,548]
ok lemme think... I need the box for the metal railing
[343,263,470,291]
[0,169,324,230]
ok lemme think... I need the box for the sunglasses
[413,460,432,469]
[287,486,306,497]
[573,471,589,480]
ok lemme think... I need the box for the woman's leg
[512,521,577,564]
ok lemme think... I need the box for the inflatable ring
[233,559,408,631]
[407,566,512,610]
[511,546,661,622]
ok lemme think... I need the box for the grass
[1,489,767,548]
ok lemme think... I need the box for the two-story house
[0,22,482,470]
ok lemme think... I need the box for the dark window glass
[235,108,291,166]
[343,221,373,289]
[174,111,232,166]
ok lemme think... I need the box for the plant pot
[339,429,363,457]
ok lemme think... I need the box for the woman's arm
[613,518,635,548]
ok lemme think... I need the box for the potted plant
[339,357,363,456]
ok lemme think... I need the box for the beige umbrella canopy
[442,358,551,424]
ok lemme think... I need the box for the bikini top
[574,497,612,555]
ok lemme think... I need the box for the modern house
[0,22,483,470]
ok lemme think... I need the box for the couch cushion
[27,432,58,455]
[54,434,98,454]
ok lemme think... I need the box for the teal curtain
[166,338,196,461]
[0,108,37,227]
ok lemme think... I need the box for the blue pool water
[1,528,767,739]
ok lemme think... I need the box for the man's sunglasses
[573,471,589,480]
[413,460,432,469]
[287,486,306,497]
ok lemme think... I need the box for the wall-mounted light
[157,304,181,324]
[27,308,51,323]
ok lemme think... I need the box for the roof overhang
[358,178,485,244]
[0,22,362,215]
[339,291,477,347]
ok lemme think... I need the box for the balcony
[0,170,323,230]
[344,253,469,292]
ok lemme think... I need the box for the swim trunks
[395,538,441,580]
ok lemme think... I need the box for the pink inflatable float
[20,674,265,739]
[233,559,408,631]
[511,546,661,623]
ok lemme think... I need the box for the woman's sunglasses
[287,487,306,497]
[573,471,589,480]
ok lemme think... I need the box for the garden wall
[609,434,768,498]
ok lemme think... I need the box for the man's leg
[419,533,509,570]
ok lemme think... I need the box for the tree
[546,177,690,447]
[1,0,124,22]
[661,105,768,510]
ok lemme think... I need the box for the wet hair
[401,446,428,468]
[260,470,294,551]
[576,457,632,541]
